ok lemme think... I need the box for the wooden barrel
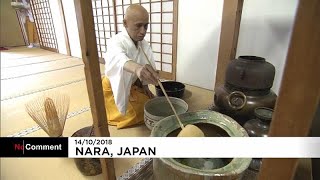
[150,110,251,180]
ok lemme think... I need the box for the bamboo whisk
[25,92,70,137]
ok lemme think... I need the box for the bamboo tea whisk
[25,92,70,137]
[141,48,204,137]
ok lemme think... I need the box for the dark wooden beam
[73,0,116,179]
[214,0,243,88]
[259,0,320,179]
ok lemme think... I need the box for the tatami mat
[0,47,216,179]
[1,81,91,136]
[1,59,83,80]
[1,48,55,60]
[1,65,104,100]
[1,53,71,68]
[0,47,160,179]
[2,106,149,179]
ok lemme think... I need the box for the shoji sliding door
[91,0,178,80]
[30,0,58,52]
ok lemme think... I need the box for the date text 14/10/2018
[75,139,112,146]
[75,147,156,157]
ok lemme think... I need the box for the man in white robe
[102,4,159,129]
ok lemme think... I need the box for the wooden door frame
[57,0,71,56]
[258,0,320,179]
[214,0,243,88]
[74,0,116,179]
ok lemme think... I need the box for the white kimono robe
[103,29,156,115]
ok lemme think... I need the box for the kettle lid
[254,107,274,121]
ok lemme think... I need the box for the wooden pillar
[57,0,71,56]
[172,0,179,81]
[73,0,116,179]
[214,0,243,88]
[259,0,320,179]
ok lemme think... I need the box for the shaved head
[125,4,149,21]
[123,5,149,45]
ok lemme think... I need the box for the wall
[176,0,223,90]
[176,0,298,91]
[0,0,25,47]
[62,0,82,58]
[49,0,67,55]
[236,0,299,94]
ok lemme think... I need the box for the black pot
[225,56,275,90]
[155,81,185,98]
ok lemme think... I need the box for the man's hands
[135,64,159,85]
[124,60,159,86]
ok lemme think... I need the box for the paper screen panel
[92,0,177,79]
[30,0,58,52]
[92,0,115,58]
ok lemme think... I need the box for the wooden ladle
[141,48,204,137]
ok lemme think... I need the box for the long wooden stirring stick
[157,79,185,129]
[141,47,185,130]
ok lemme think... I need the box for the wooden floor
[0,47,215,180]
